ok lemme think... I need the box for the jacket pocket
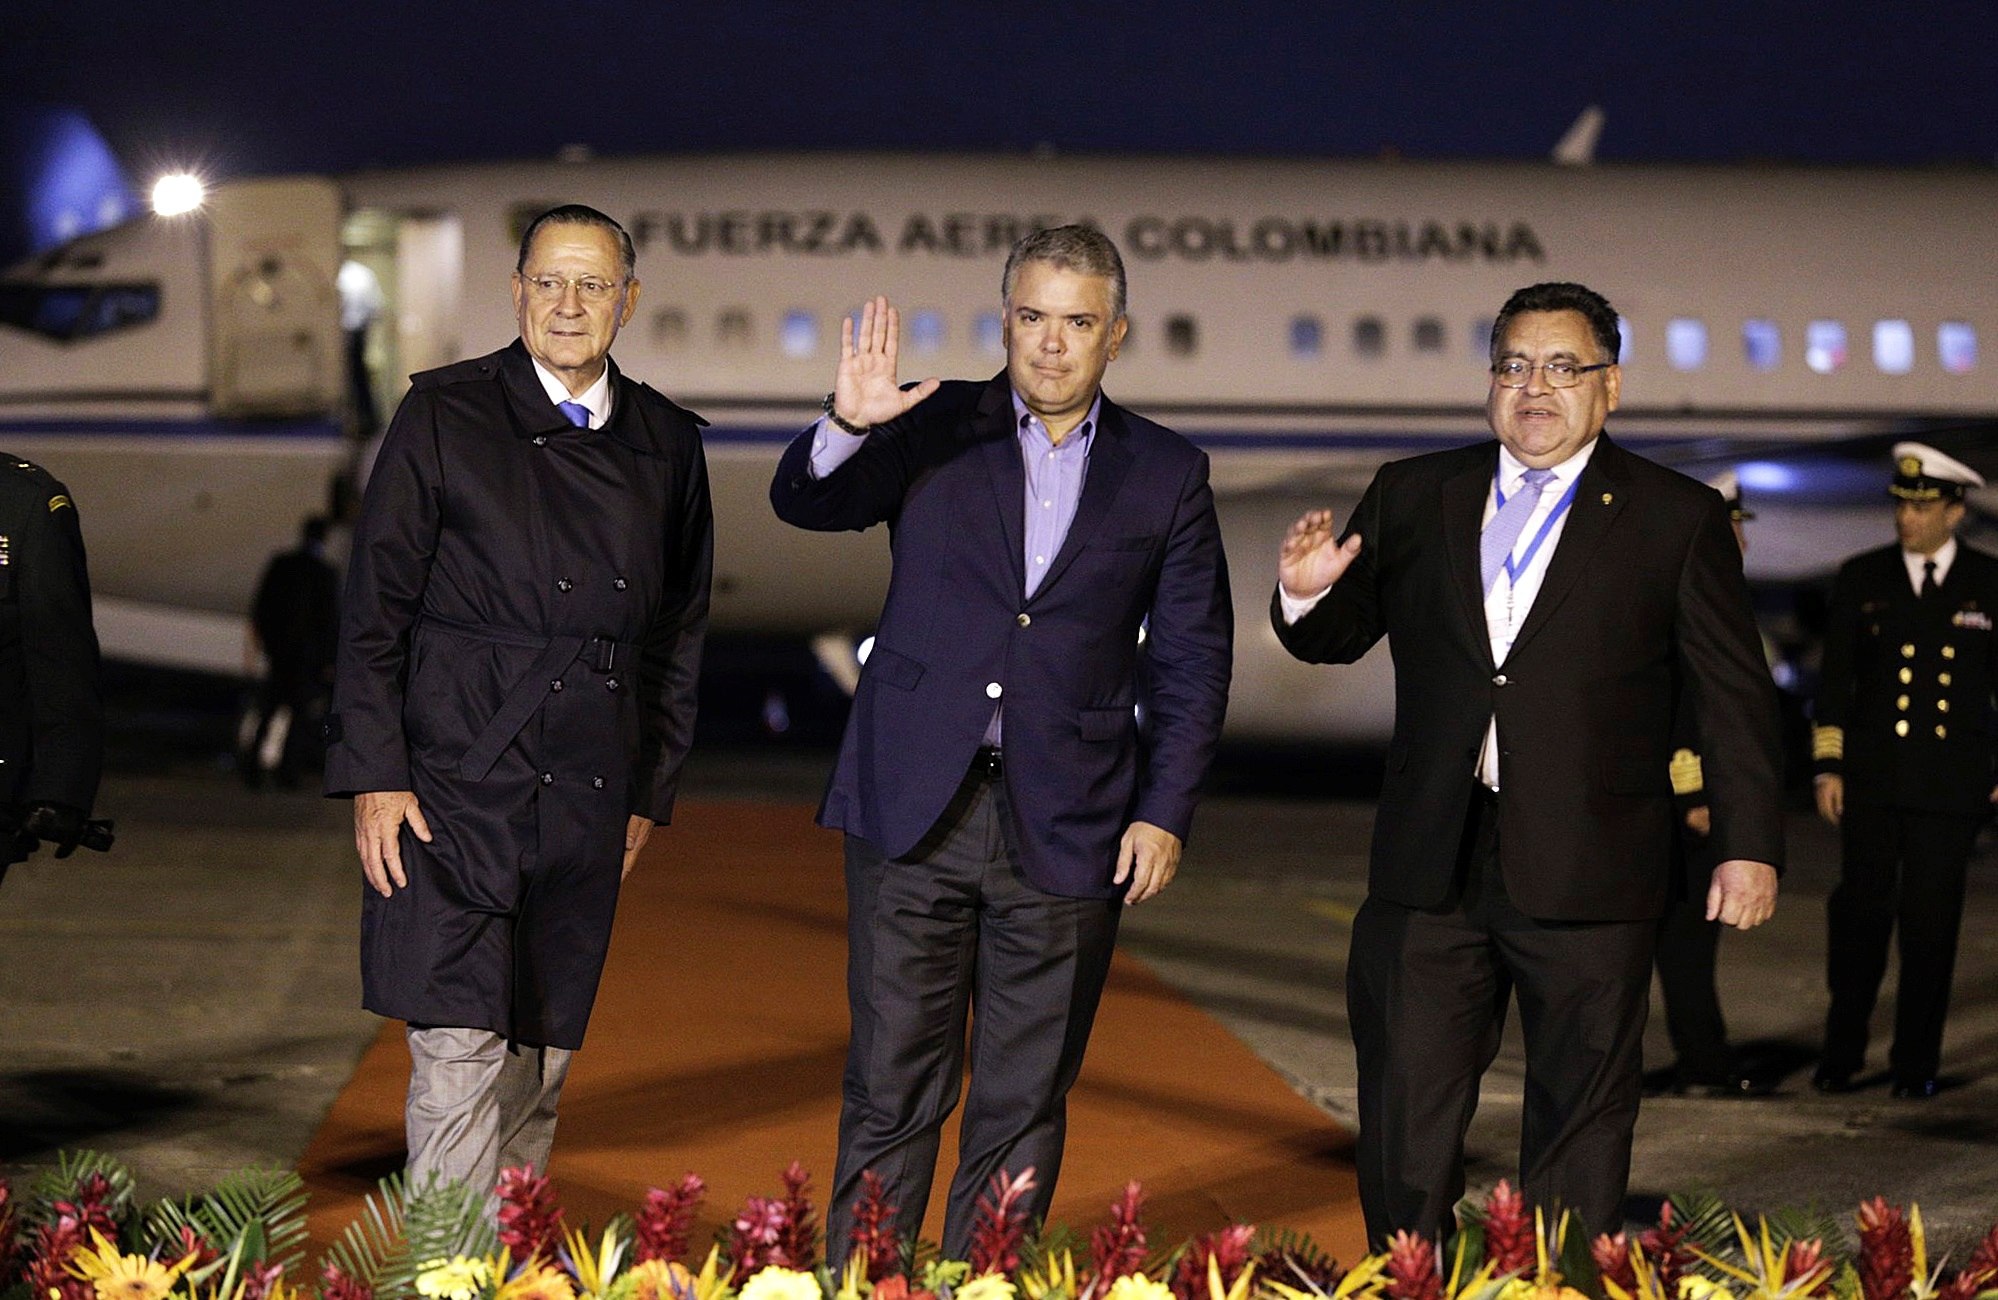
[864,646,925,691]
[1079,707,1131,741]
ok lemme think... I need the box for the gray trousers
[827,762,1122,1263]
[404,1026,573,1196]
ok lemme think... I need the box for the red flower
[1170,1225,1256,1300]
[1381,1231,1442,1300]
[0,1180,19,1286]
[873,1277,911,1300]
[778,1162,819,1274]
[1639,1202,1693,1299]
[634,1175,707,1266]
[1855,1199,1915,1300]
[495,1166,567,1266]
[1481,1182,1534,1279]
[1590,1233,1636,1298]
[727,1195,793,1284]
[320,1261,377,1300]
[241,1259,287,1300]
[967,1169,1038,1278]
[1086,1182,1149,1299]
[847,1171,904,1282]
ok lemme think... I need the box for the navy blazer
[771,374,1233,898]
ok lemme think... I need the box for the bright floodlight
[151,173,206,216]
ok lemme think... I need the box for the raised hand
[831,295,941,429]
[1278,508,1363,599]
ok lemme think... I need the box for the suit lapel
[971,376,1028,595]
[1508,434,1629,658]
[1033,396,1135,601]
[1442,446,1498,667]
[499,340,575,438]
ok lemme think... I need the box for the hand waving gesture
[1278,509,1363,599]
[831,296,941,429]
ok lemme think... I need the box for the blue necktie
[1481,468,1555,595]
[556,400,590,428]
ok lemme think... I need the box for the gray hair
[1001,225,1127,320]
[516,204,637,280]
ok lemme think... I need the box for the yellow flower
[67,1229,197,1300]
[1678,1279,1736,1300]
[416,1257,496,1300]
[496,1263,578,1300]
[957,1276,1018,1300]
[1103,1278,1172,1300]
[737,1267,821,1300]
[624,1260,694,1300]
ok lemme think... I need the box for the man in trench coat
[326,205,712,1194]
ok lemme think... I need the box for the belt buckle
[588,636,618,673]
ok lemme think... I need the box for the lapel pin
[1601,492,1613,505]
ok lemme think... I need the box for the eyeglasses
[1490,359,1613,388]
[520,273,625,303]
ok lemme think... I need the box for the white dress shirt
[1902,536,1957,594]
[529,359,613,429]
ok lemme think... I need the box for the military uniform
[325,339,713,1051]
[0,455,104,874]
[1813,446,1998,1093]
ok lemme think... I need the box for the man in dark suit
[770,226,1232,1260]
[1811,442,1998,1099]
[328,205,712,1195]
[242,514,340,788]
[1271,282,1783,1242]
[0,455,104,878]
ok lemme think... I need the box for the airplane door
[207,177,343,417]
[392,215,463,397]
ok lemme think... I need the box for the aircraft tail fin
[1552,105,1605,166]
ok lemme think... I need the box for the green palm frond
[1669,1190,1740,1265]
[141,1167,310,1275]
[1021,1224,1084,1277]
[322,1172,413,1294]
[1762,1205,1849,1259]
[325,1172,497,1300]
[24,1151,136,1229]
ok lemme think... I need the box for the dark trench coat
[326,340,712,1049]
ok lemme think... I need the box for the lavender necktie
[556,400,590,428]
[1481,468,1555,595]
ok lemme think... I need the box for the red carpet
[297,801,1366,1262]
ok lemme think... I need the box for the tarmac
[3,740,1995,1256]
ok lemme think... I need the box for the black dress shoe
[1812,1067,1858,1094]
[1890,1077,1939,1099]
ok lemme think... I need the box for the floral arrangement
[4,1152,1996,1300]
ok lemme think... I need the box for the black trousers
[826,757,1122,1263]
[1653,844,1731,1082]
[1348,788,1654,1245]
[1822,803,1982,1082]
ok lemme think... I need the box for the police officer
[0,455,104,877]
[1652,470,1767,1096]
[1812,442,1998,1098]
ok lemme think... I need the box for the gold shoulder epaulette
[1812,724,1845,761]
[47,493,71,512]
[1669,748,1705,796]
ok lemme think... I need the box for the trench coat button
[1897,694,1910,711]
[1900,667,1914,683]
[1896,720,1910,737]
[613,577,628,590]
[1902,643,1916,658]
[1937,724,1949,738]
[550,679,564,693]
[1017,613,1031,627]
[1939,698,1951,713]
[557,578,573,592]
[532,436,548,447]
[1492,673,1509,686]
[540,771,554,784]
[1943,644,1957,659]
[985,682,1003,699]
[605,676,620,691]
[1941,672,1953,686]
[592,776,605,789]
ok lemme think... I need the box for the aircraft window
[1352,316,1386,359]
[1666,318,1707,371]
[1872,320,1915,375]
[1412,317,1445,353]
[1938,322,1978,374]
[650,308,688,350]
[973,311,1004,357]
[0,281,159,343]
[1470,317,1495,359]
[1289,315,1323,358]
[780,309,818,358]
[1806,320,1847,374]
[908,310,946,355]
[1164,315,1198,358]
[1742,319,1781,371]
[716,308,752,349]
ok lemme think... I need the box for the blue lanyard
[1494,472,1579,586]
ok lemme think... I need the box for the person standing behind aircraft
[1271,281,1783,1243]
[770,226,1232,1261]
[1810,443,1998,1100]
[327,205,713,1196]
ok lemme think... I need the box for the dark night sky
[6,1,1997,183]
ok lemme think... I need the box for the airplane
[2,142,1995,741]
